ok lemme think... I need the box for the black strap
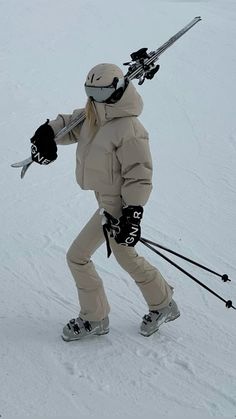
[103,224,112,258]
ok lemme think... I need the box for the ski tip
[20,167,27,179]
[195,16,202,21]
[11,163,21,168]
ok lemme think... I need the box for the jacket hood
[93,81,144,125]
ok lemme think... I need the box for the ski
[124,16,201,84]
[11,16,201,179]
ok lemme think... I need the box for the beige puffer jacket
[49,82,153,206]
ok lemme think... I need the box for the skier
[30,63,180,340]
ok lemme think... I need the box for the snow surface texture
[1,1,236,418]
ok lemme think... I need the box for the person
[30,63,180,341]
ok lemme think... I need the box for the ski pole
[139,238,236,310]
[141,237,230,283]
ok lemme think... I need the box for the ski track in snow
[1,1,236,418]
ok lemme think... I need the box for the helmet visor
[84,84,116,103]
[84,77,125,103]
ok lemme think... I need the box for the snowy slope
[1,1,236,418]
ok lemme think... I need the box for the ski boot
[140,299,180,337]
[62,316,109,342]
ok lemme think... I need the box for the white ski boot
[140,299,180,337]
[62,316,109,342]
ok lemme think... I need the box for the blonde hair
[85,98,97,131]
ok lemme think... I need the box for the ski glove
[30,119,57,165]
[104,205,143,247]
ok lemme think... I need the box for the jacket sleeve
[49,108,84,145]
[116,123,153,207]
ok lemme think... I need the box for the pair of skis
[11,16,201,179]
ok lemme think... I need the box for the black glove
[106,205,143,247]
[30,119,57,165]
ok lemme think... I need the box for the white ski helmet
[84,63,127,103]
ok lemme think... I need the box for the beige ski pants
[66,193,173,321]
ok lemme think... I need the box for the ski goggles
[84,77,125,103]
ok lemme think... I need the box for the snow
[1,1,236,418]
